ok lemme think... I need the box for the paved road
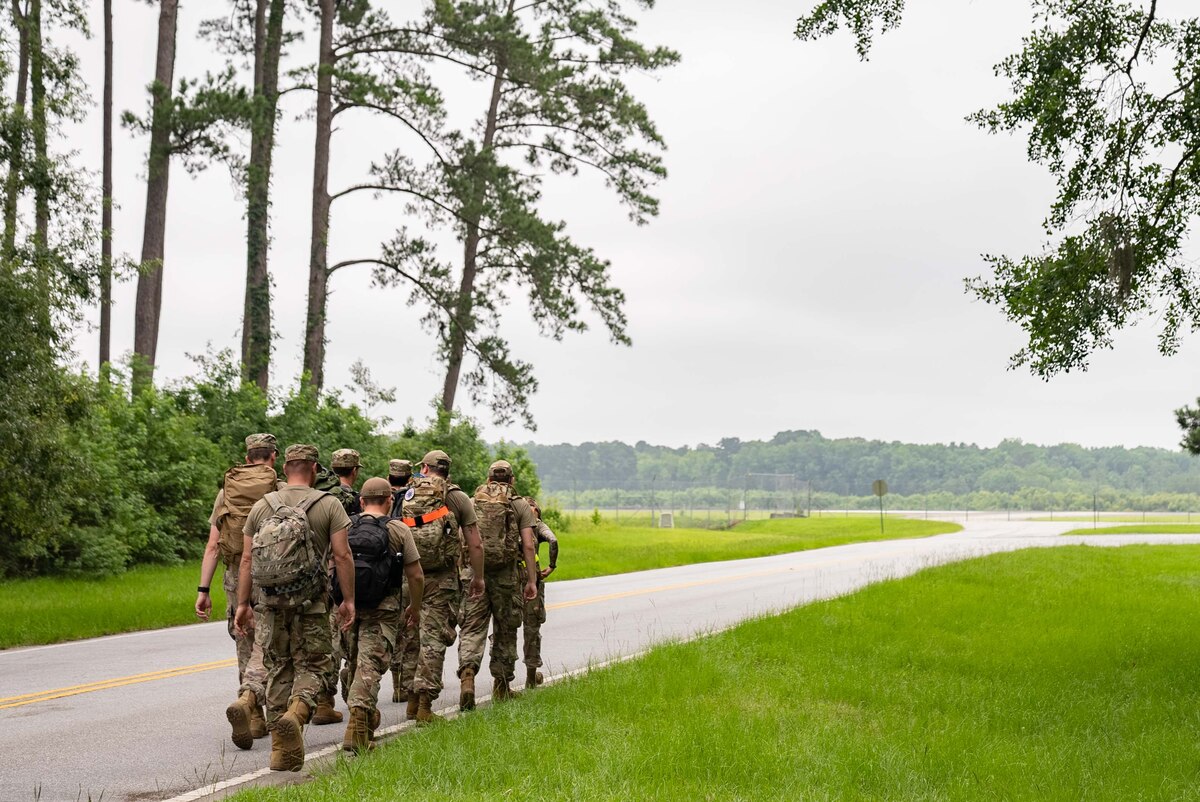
[3,518,1200,802]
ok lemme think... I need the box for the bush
[0,353,544,578]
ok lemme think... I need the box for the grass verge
[547,517,960,581]
[234,545,1200,801]
[1062,524,1200,535]
[1,517,958,649]
[0,563,226,650]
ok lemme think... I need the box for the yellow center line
[4,549,893,711]
[0,659,238,710]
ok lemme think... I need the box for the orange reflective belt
[402,505,450,528]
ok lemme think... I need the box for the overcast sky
[65,0,1197,451]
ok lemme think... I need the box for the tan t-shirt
[511,496,537,533]
[387,519,420,566]
[243,485,352,564]
[209,490,225,529]
[445,486,478,528]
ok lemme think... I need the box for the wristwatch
[197,586,210,594]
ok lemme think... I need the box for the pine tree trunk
[302,0,335,393]
[28,0,45,253]
[3,0,30,257]
[241,0,284,392]
[132,0,179,392]
[441,7,512,413]
[98,0,113,366]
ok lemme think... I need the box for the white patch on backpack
[404,487,415,501]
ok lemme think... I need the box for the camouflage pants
[523,577,546,669]
[255,598,333,727]
[328,607,343,701]
[458,565,522,683]
[344,607,399,714]
[411,570,461,699]
[223,568,266,699]
[390,577,419,694]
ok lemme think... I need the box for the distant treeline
[523,431,1200,501]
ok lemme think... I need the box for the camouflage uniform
[458,483,535,685]
[255,601,336,727]
[412,569,462,698]
[458,564,523,682]
[390,575,420,697]
[387,459,417,689]
[523,518,558,671]
[243,448,351,727]
[224,568,266,699]
[344,517,419,716]
[326,449,362,701]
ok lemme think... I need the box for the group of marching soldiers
[195,434,559,770]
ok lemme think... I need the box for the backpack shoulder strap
[298,490,326,513]
[265,492,283,513]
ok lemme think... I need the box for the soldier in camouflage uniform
[197,433,279,750]
[387,459,418,703]
[407,450,486,723]
[321,448,364,724]
[522,497,559,688]
[233,444,355,772]
[341,478,424,752]
[457,460,539,706]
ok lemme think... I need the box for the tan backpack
[400,474,460,572]
[218,463,278,567]
[473,481,519,571]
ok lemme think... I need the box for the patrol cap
[331,448,362,469]
[285,443,319,463]
[245,433,278,452]
[488,459,513,479]
[389,459,413,476]
[421,450,451,468]
[360,477,392,500]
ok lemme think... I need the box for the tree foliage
[351,0,678,427]
[798,1,1200,380]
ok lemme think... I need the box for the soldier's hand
[523,580,537,601]
[468,575,485,599]
[404,604,420,629]
[539,566,554,580]
[233,603,254,637]
[195,592,212,620]
[338,600,356,632]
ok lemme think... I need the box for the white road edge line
[162,649,652,802]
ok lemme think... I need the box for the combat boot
[225,691,256,750]
[494,678,521,701]
[369,709,381,740]
[459,667,476,711]
[405,695,419,720]
[312,692,343,725]
[250,704,268,739]
[526,666,541,688]
[415,692,439,724]
[271,698,310,772]
[341,707,371,754]
[392,672,407,704]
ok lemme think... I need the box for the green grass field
[549,517,959,580]
[0,563,226,650]
[234,545,1200,801]
[1034,514,1200,523]
[0,517,959,650]
[1062,524,1200,535]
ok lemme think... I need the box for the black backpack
[333,514,396,610]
